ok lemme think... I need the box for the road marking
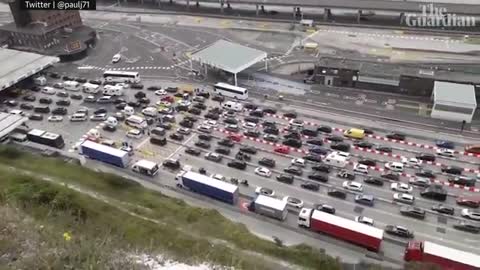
[167,133,196,160]
[136,137,150,150]
[395,103,419,110]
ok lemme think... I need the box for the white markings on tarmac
[166,133,196,160]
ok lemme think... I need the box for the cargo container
[180,171,238,205]
[79,140,129,168]
[27,129,65,149]
[404,241,480,270]
[298,208,383,252]
[248,195,288,221]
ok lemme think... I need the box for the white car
[155,89,167,96]
[127,129,143,139]
[291,158,306,167]
[461,209,480,221]
[178,100,191,107]
[203,120,218,127]
[198,125,212,133]
[355,216,374,226]
[284,196,304,208]
[211,174,226,181]
[393,193,415,204]
[333,151,351,160]
[90,113,107,121]
[41,87,56,95]
[47,115,63,122]
[408,177,431,187]
[342,181,364,192]
[112,53,121,63]
[401,157,422,167]
[436,148,455,158]
[289,119,304,128]
[243,122,257,129]
[254,167,272,178]
[9,109,24,115]
[353,164,369,174]
[390,182,413,193]
[255,186,275,197]
[142,107,158,117]
[177,127,191,135]
[156,100,172,107]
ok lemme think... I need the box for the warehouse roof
[191,40,267,74]
[433,81,477,107]
[0,48,59,91]
[0,112,28,139]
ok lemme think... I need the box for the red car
[161,96,175,103]
[456,197,480,208]
[274,146,290,154]
[227,134,242,142]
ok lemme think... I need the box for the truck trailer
[180,171,238,205]
[79,140,129,168]
[248,195,288,221]
[298,208,384,252]
[27,129,65,149]
[404,241,480,270]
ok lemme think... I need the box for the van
[64,81,81,91]
[123,106,134,116]
[105,116,118,127]
[126,115,147,129]
[385,162,404,172]
[69,113,87,122]
[132,159,159,176]
[343,128,365,140]
[9,132,27,142]
[34,106,50,113]
[103,85,124,96]
[82,82,100,94]
[222,101,243,112]
[33,76,47,86]
[323,152,347,168]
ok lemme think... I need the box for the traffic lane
[165,154,480,253]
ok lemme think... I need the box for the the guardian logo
[406,4,476,27]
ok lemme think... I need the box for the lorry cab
[82,82,100,94]
[343,128,365,140]
[132,159,159,176]
[404,241,423,261]
[297,208,313,227]
[222,101,243,112]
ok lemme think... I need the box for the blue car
[309,146,330,155]
[435,140,455,149]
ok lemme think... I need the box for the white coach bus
[103,70,140,83]
[213,82,248,100]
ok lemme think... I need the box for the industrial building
[431,81,477,123]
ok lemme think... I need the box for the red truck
[404,241,480,270]
[298,208,384,252]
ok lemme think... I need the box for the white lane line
[136,136,150,150]
[167,133,196,160]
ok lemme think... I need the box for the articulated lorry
[79,140,129,168]
[179,171,238,205]
[298,208,384,252]
[248,195,288,221]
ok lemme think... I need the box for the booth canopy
[191,40,267,74]
[433,81,477,108]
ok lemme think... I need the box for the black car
[147,86,161,91]
[163,159,181,169]
[131,83,144,89]
[23,95,36,102]
[258,157,275,168]
[197,92,210,98]
[52,107,68,115]
[240,146,257,154]
[223,118,238,125]
[317,125,333,134]
[28,113,43,121]
[416,153,436,162]
[312,164,331,173]
[264,127,279,135]
[431,204,454,215]
[62,75,74,81]
[441,166,463,175]
[179,120,194,128]
[176,105,188,112]
[20,103,34,110]
[215,147,231,155]
[225,125,240,132]
[127,101,141,108]
[185,147,201,156]
[453,221,480,234]
[249,109,264,118]
[358,158,376,167]
[94,108,107,115]
[283,139,302,148]
[337,170,355,180]
[70,94,83,100]
[262,120,277,127]
[415,169,436,178]
[139,97,151,104]
[205,113,219,120]
[113,98,126,105]
[193,102,207,110]
[103,125,116,132]
[301,181,320,191]
[381,172,400,181]
[354,141,374,149]
[384,225,414,238]
[284,166,303,176]
[218,139,235,148]
[276,174,294,184]
[39,97,52,104]
[326,135,343,142]
[75,77,87,83]
[158,123,172,130]
[244,130,261,138]
[150,136,167,146]
[244,103,258,110]
[302,128,318,137]
[188,107,202,115]
[212,95,225,102]
[235,151,251,161]
[376,145,393,153]
[169,133,184,141]
[420,187,447,201]
[284,132,301,140]
[327,188,347,199]
[89,79,102,85]
[227,160,247,170]
[330,142,350,152]
[49,72,61,79]
[306,139,323,146]
[448,176,476,187]
[386,132,406,141]
[184,116,198,124]
[198,134,212,141]
[244,117,261,124]
[34,106,50,113]
[115,103,127,110]
[262,107,277,114]
[308,173,329,182]
[303,154,323,163]
[134,91,146,99]
[165,87,178,93]
[400,206,426,220]
[283,111,297,119]
[56,91,69,98]
[364,177,384,186]
[194,141,211,149]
